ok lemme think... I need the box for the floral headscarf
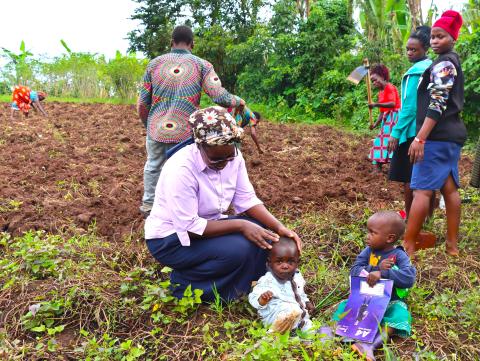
[189,106,244,145]
[12,85,31,113]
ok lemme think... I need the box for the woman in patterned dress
[368,65,401,172]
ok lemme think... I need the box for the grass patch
[1,189,479,359]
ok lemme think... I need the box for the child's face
[431,27,455,54]
[268,244,299,280]
[366,216,394,251]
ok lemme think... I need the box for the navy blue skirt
[411,140,462,190]
[146,217,268,302]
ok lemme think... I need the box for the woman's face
[200,144,237,171]
[431,27,454,54]
[406,38,426,63]
[371,73,386,90]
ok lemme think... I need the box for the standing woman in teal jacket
[388,26,432,219]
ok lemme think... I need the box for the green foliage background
[1,0,478,133]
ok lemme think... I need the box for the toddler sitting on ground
[249,237,315,333]
[333,211,416,361]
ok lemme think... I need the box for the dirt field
[1,102,477,360]
[3,102,472,241]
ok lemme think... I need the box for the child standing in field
[249,237,315,333]
[10,85,48,120]
[368,65,401,172]
[333,211,416,361]
[228,106,264,154]
[404,10,466,257]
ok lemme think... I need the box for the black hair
[253,111,261,121]
[410,25,431,50]
[371,211,406,240]
[268,236,299,259]
[172,25,194,45]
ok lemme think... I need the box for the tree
[1,41,35,85]
[406,0,422,30]
[127,0,187,58]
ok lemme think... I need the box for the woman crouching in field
[144,106,301,302]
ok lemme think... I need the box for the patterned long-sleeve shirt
[137,48,242,143]
[416,51,466,145]
[427,60,457,117]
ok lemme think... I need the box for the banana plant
[356,0,436,55]
[463,0,480,34]
[1,41,34,84]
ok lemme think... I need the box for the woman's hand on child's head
[259,291,274,306]
[379,258,394,270]
[366,271,381,287]
[276,225,302,254]
[241,221,278,250]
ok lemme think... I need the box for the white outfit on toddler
[248,270,313,332]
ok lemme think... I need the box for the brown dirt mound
[0,102,472,241]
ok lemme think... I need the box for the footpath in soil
[0,102,472,241]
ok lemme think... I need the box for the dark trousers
[146,217,268,302]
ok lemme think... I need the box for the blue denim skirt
[411,140,462,190]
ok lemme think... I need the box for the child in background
[249,237,315,333]
[11,85,48,120]
[333,211,416,361]
[229,106,263,154]
[368,65,401,172]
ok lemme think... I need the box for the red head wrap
[433,10,463,41]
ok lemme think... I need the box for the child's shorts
[333,299,412,337]
[11,102,19,110]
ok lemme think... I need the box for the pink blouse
[144,144,263,246]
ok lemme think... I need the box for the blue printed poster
[335,276,393,343]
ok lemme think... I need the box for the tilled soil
[0,102,472,241]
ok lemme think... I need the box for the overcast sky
[0,0,467,60]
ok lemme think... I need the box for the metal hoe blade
[347,66,368,85]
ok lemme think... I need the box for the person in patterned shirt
[137,25,245,216]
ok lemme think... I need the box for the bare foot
[445,241,459,257]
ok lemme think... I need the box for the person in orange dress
[10,85,47,120]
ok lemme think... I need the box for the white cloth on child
[248,271,313,332]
